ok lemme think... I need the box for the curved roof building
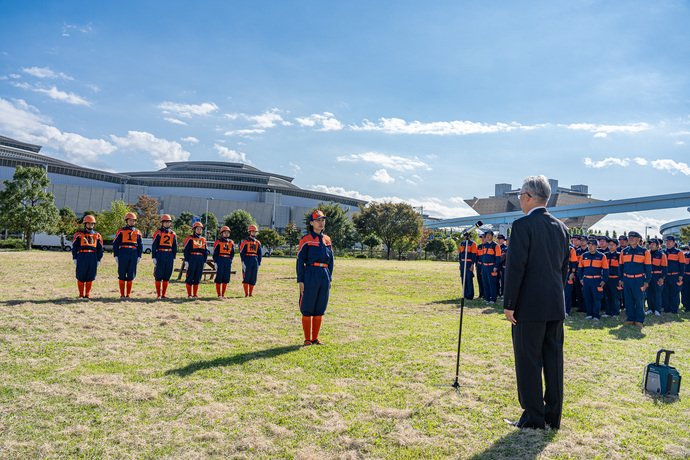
[0,135,365,230]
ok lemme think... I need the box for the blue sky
[1,1,689,235]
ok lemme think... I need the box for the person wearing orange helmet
[152,214,178,299]
[113,212,143,298]
[239,224,262,297]
[213,226,235,298]
[71,214,104,299]
[296,210,333,346]
[183,221,209,298]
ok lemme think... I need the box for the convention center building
[0,135,366,230]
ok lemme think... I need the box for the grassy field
[0,251,688,459]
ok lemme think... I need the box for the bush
[272,249,284,257]
[0,238,25,249]
[356,254,367,259]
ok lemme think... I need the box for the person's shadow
[468,428,557,460]
[164,345,301,377]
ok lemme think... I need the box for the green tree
[392,235,418,260]
[224,210,255,242]
[426,238,447,259]
[353,202,423,260]
[174,212,194,230]
[680,226,690,244]
[283,221,301,256]
[201,212,219,239]
[95,200,131,239]
[131,195,160,237]
[612,230,618,238]
[258,228,284,255]
[362,234,381,258]
[0,166,59,250]
[53,207,80,248]
[303,201,355,251]
[176,223,192,244]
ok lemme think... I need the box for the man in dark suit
[503,175,570,430]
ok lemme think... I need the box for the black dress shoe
[504,419,523,428]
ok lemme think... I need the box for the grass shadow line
[468,428,557,460]
[165,345,302,377]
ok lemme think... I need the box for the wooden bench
[174,258,236,280]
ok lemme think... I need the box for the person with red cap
[183,221,209,298]
[297,210,333,346]
[113,212,143,298]
[152,214,177,299]
[240,224,262,297]
[213,226,235,298]
[72,215,103,299]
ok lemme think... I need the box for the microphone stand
[433,220,483,394]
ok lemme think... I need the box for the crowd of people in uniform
[71,210,335,346]
[458,228,690,327]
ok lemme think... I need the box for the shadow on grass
[647,391,681,405]
[165,345,302,377]
[468,428,557,460]
[1,296,241,306]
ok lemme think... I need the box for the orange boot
[192,284,199,297]
[155,281,161,298]
[85,282,93,298]
[311,316,324,345]
[119,280,126,298]
[186,283,192,298]
[243,283,249,297]
[162,281,169,298]
[221,283,228,297]
[248,284,254,297]
[126,281,133,297]
[216,283,222,297]
[77,281,85,298]
[302,316,312,346]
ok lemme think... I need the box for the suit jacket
[503,208,570,322]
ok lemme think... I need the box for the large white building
[0,135,366,230]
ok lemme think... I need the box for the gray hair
[521,175,550,204]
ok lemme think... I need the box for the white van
[32,233,71,251]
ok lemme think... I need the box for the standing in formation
[458,232,477,300]
[72,215,103,299]
[240,224,262,297]
[603,238,621,318]
[113,212,143,298]
[662,235,686,314]
[151,214,177,300]
[646,238,667,316]
[213,226,235,298]
[480,230,502,304]
[296,210,334,346]
[619,231,651,327]
[682,245,690,311]
[578,238,609,320]
[183,222,209,298]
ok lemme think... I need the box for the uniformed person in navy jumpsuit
[213,226,235,298]
[240,225,262,297]
[183,221,208,298]
[72,214,103,299]
[578,238,609,320]
[458,232,477,300]
[297,210,334,346]
[152,214,177,299]
[619,231,651,327]
[113,212,143,298]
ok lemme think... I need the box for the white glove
[137,257,141,264]
[115,257,119,264]
[73,259,77,265]
[97,261,100,267]
[184,261,189,270]
[153,258,157,266]
[242,262,246,271]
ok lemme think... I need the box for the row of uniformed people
[71,213,263,300]
[457,230,508,303]
[566,232,687,326]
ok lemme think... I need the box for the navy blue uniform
[240,237,262,286]
[578,250,609,319]
[297,232,334,316]
[213,238,235,284]
[620,246,652,324]
[113,226,143,281]
[647,249,667,313]
[183,234,209,287]
[152,228,177,282]
[458,239,477,300]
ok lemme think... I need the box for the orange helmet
[248,224,258,232]
[192,222,204,229]
[125,212,137,220]
[160,214,172,222]
[83,215,96,224]
[220,226,230,233]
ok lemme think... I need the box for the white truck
[32,233,72,251]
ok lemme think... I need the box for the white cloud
[584,157,630,168]
[337,152,431,172]
[350,117,529,135]
[591,213,666,238]
[565,122,651,135]
[296,112,343,131]
[214,143,249,163]
[11,82,91,106]
[164,117,187,126]
[21,66,73,80]
[594,132,607,138]
[308,185,477,220]
[181,136,199,143]
[0,97,115,166]
[10,74,21,79]
[111,131,190,168]
[62,22,94,37]
[246,108,292,128]
[634,157,648,165]
[158,101,218,118]
[224,128,265,136]
[289,161,300,173]
[650,159,690,176]
[670,130,690,136]
[372,169,395,183]
[675,141,686,145]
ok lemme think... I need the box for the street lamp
[645,225,653,240]
[205,197,213,240]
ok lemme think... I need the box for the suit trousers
[512,319,564,429]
